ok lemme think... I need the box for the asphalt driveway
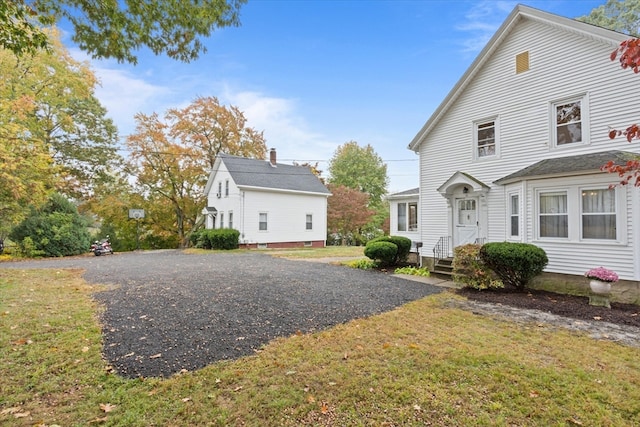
[1,250,441,378]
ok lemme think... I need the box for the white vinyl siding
[413,15,640,280]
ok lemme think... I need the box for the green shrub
[364,241,397,267]
[367,235,412,264]
[346,258,378,270]
[479,242,548,290]
[9,193,90,257]
[196,229,240,250]
[394,266,430,277]
[452,244,503,290]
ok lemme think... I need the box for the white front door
[454,198,478,247]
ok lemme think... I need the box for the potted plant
[585,266,619,295]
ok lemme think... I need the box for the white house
[386,188,420,247]
[202,149,331,248]
[408,5,640,292]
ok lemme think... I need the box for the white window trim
[549,93,590,150]
[533,182,625,245]
[228,211,233,230]
[305,213,313,231]
[579,185,620,242]
[507,191,521,241]
[472,116,500,160]
[397,202,407,232]
[258,212,268,232]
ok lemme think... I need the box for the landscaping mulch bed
[457,287,640,328]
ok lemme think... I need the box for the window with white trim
[509,194,520,238]
[225,179,229,197]
[408,202,418,231]
[259,212,268,231]
[306,214,313,230]
[217,181,222,197]
[581,188,616,240]
[539,192,568,238]
[397,203,407,231]
[552,95,588,147]
[474,118,498,159]
[229,211,233,229]
[219,212,224,229]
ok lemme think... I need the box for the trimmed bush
[479,242,548,290]
[452,244,503,290]
[364,241,397,267]
[195,229,240,250]
[367,235,412,264]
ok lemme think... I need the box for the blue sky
[67,0,605,192]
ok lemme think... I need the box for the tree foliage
[9,193,91,257]
[327,184,376,245]
[1,0,247,64]
[0,29,121,236]
[126,96,266,248]
[578,0,640,37]
[327,141,388,208]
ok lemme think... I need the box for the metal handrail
[432,236,451,265]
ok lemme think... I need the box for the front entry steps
[433,257,454,276]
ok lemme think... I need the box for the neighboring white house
[408,4,640,289]
[202,149,331,248]
[386,188,420,247]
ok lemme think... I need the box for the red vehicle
[91,236,113,256]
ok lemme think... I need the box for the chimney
[269,148,277,167]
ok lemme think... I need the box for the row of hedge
[190,229,240,250]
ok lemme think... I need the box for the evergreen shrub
[479,242,548,290]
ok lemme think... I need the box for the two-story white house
[203,149,331,248]
[408,5,640,298]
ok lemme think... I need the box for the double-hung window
[228,211,233,229]
[306,214,313,230]
[539,192,568,238]
[408,202,418,231]
[552,95,588,147]
[219,212,224,229]
[397,203,407,232]
[474,118,498,159]
[509,194,520,238]
[225,180,229,197]
[259,212,268,231]
[581,188,616,240]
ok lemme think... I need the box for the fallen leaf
[343,352,349,360]
[382,342,391,349]
[320,402,329,414]
[0,407,21,415]
[82,346,89,352]
[529,391,539,398]
[408,343,419,349]
[181,397,191,402]
[99,403,116,413]
[14,411,30,418]
[149,353,161,359]
[88,416,108,424]
[285,370,296,375]
[307,395,316,403]
[413,404,422,411]
[593,316,602,321]
[233,386,243,392]
[215,378,222,383]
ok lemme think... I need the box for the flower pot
[589,279,611,295]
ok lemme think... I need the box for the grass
[2,267,640,426]
[266,245,365,259]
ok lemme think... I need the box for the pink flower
[585,267,619,283]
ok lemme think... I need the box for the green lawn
[1,267,639,426]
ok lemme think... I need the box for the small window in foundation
[516,51,529,74]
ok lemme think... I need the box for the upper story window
[225,180,229,197]
[473,117,499,159]
[217,181,222,198]
[552,94,589,148]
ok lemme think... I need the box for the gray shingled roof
[387,187,419,198]
[494,150,638,184]
[219,153,330,194]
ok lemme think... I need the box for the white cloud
[456,1,517,52]
[220,87,337,168]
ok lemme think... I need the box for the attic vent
[515,51,529,74]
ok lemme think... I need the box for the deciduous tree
[1,0,247,64]
[126,96,266,247]
[327,184,375,245]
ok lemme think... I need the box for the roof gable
[408,4,628,152]
[207,153,330,195]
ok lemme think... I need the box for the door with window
[454,198,478,247]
